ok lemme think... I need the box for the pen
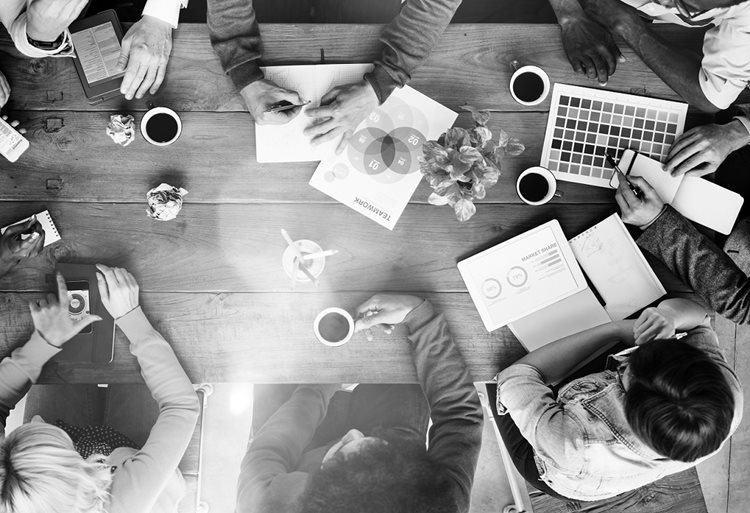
[266,101,311,114]
[606,153,641,198]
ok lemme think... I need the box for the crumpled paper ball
[146,183,188,221]
[106,114,135,146]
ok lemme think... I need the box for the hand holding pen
[606,153,641,198]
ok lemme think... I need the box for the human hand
[304,79,379,154]
[30,273,101,347]
[633,307,676,345]
[354,294,423,341]
[0,215,45,277]
[560,14,623,85]
[25,0,87,42]
[615,174,665,228]
[118,16,173,100]
[96,264,140,319]
[664,120,750,177]
[0,71,10,108]
[240,79,305,125]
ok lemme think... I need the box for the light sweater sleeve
[0,0,73,58]
[107,307,200,513]
[0,332,60,432]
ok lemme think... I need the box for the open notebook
[1,210,61,247]
[508,214,665,351]
[617,149,743,235]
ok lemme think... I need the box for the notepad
[569,214,665,320]
[1,210,61,247]
[256,63,373,163]
[458,220,588,331]
[617,149,744,235]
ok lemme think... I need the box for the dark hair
[299,431,454,513]
[624,339,735,462]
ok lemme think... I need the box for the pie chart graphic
[343,97,430,185]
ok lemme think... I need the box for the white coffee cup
[509,64,551,107]
[314,307,354,347]
[516,166,560,206]
[140,107,182,146]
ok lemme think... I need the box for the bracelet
[639,204,668,231]
[115,305,140,322]
[36,329,61,349]
[27,32,65,50]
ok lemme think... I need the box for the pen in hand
[266,100,311,114]
[606,153,641,198]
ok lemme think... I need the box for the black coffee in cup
[518,172,549,203]
[513,71,545,103]
[145,113,179,143]
[318,311,350,343]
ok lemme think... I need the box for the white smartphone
[0,116,29,163]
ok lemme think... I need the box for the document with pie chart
[457,220,588,331]
[310,85,457,230]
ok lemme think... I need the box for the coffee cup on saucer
[509,61,551,107]
[516,166,562,206]
[314,307,355,347]
[140,106,182,146]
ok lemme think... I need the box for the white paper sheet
[618,149,744,235]
[256,64,373,163]
[569,214,664,320]
[1,210,61,247]
[458,220,588,331]
[508,288,611,352]
[310,85,457,230]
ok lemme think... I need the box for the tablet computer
[69,10,125,104]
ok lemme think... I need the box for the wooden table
[0,23,728,384]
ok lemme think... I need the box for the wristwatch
[26,32,66,51]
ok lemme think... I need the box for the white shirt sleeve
[142,0,188,29]
[9,11,74,58]
[698,8,750,109]
[735,116,750,142]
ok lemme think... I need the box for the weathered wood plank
[728,323,750,513]
[530,468,707,513]
[0,110,711,204]
[0,291,525,384]
[2,24,731,113]
[0,202,615,293]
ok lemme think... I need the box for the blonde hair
[0,423,112,513]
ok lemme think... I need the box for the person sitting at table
[617,172,750,325]
[0,265,200,513]
[494,293,743,501]
[236,294,483,513]
[0,215,45,278]
[545,0,750,112]
[207,0,461,153]
[0,0,189,100]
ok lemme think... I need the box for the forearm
[579,0,717,112]
[514,320,633,384]
[657,298,709,331]
[548,0,586,24]
[637,206,750,324]
[206,0,264,90]
[404,301,482,513]
[365,0,460,103]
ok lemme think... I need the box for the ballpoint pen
[266,100,311,114]
[606,153,641,198]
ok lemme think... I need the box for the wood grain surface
[2,24,735,114]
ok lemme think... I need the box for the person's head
[624,339,735,462]
[301,429,454,513]
[0,423,112,513]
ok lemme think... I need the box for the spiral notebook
[1,210,61,247]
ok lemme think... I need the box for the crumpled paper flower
[146,183,188,221]
[106,114,135,146]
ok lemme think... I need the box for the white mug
[516,166,561,206]
[509,63,551,107]
[140,107,182,146]
[313,307,355,347]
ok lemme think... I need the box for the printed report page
[71,22,124,85]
